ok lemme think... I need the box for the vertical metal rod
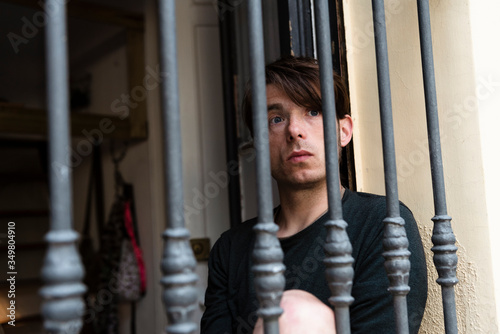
[371,1,411,333]
[315,0,342,219]
[296,0,306,54]
[372,0,400,217]
[158,0,199,333]
[416,1,458,333]
[247,0,286,333]
[219,0,242,227]
[314,1,354,333]
[40,0,86,332]
[310,0,317,59]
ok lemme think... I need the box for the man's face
[266,84,327,189]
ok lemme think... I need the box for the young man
[201,57,427,334]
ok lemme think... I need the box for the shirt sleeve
[349,203,427,334]
[200,234,233,334]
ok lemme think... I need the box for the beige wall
[343,0,499,332]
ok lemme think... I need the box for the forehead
[266,84,295,106]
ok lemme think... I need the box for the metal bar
[417,0,447,216]
[301,0,315,57]
[314,1,354,333]
[296,0,306,54]
[416,2,459,333]
[247,0,286,333]
[371,1,411,333]
[39,0,86,332]
[310,0,317,58]
[218,0,242,228]
[278,0,314,57]
[158,0,199,333]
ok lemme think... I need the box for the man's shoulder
[343,189,417,238]
[343,190,386,215]
[344,189,414,216]
[217,216,258,245]
[209,217,258,265]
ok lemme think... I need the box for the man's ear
[339,115,353,147]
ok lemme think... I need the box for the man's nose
[287,116,305,141]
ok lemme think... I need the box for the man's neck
[276,183,343,238]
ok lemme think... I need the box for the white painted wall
[343,0,499,332]
[469,0,500,328]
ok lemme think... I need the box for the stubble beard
[273,161,327,191]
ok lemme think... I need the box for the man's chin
[276,176,325,190]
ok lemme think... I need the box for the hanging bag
[93,144,146,334]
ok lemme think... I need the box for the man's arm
[401,205,428,333]
[349,203,427,334]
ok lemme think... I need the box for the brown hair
[243,56,350,136]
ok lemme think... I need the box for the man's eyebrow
[267,103,282,112]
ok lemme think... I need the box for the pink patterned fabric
[124,200,146,293]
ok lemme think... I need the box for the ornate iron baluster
[158,0,199,333]
[314,1,355,333]
[247,0,286,333]
[371,1,412,333]
[40,0,87,332]
[416,1,459,333]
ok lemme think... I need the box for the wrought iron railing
[416,1,459,333]
[314,1,355,333]
[371,0,412,332]
[40,0,458,333]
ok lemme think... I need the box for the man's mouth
[287,150,313,163]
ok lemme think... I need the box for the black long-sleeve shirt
[201,190,428,333]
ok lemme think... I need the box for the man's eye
[308,110,320,116]
[270,116,283,124]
